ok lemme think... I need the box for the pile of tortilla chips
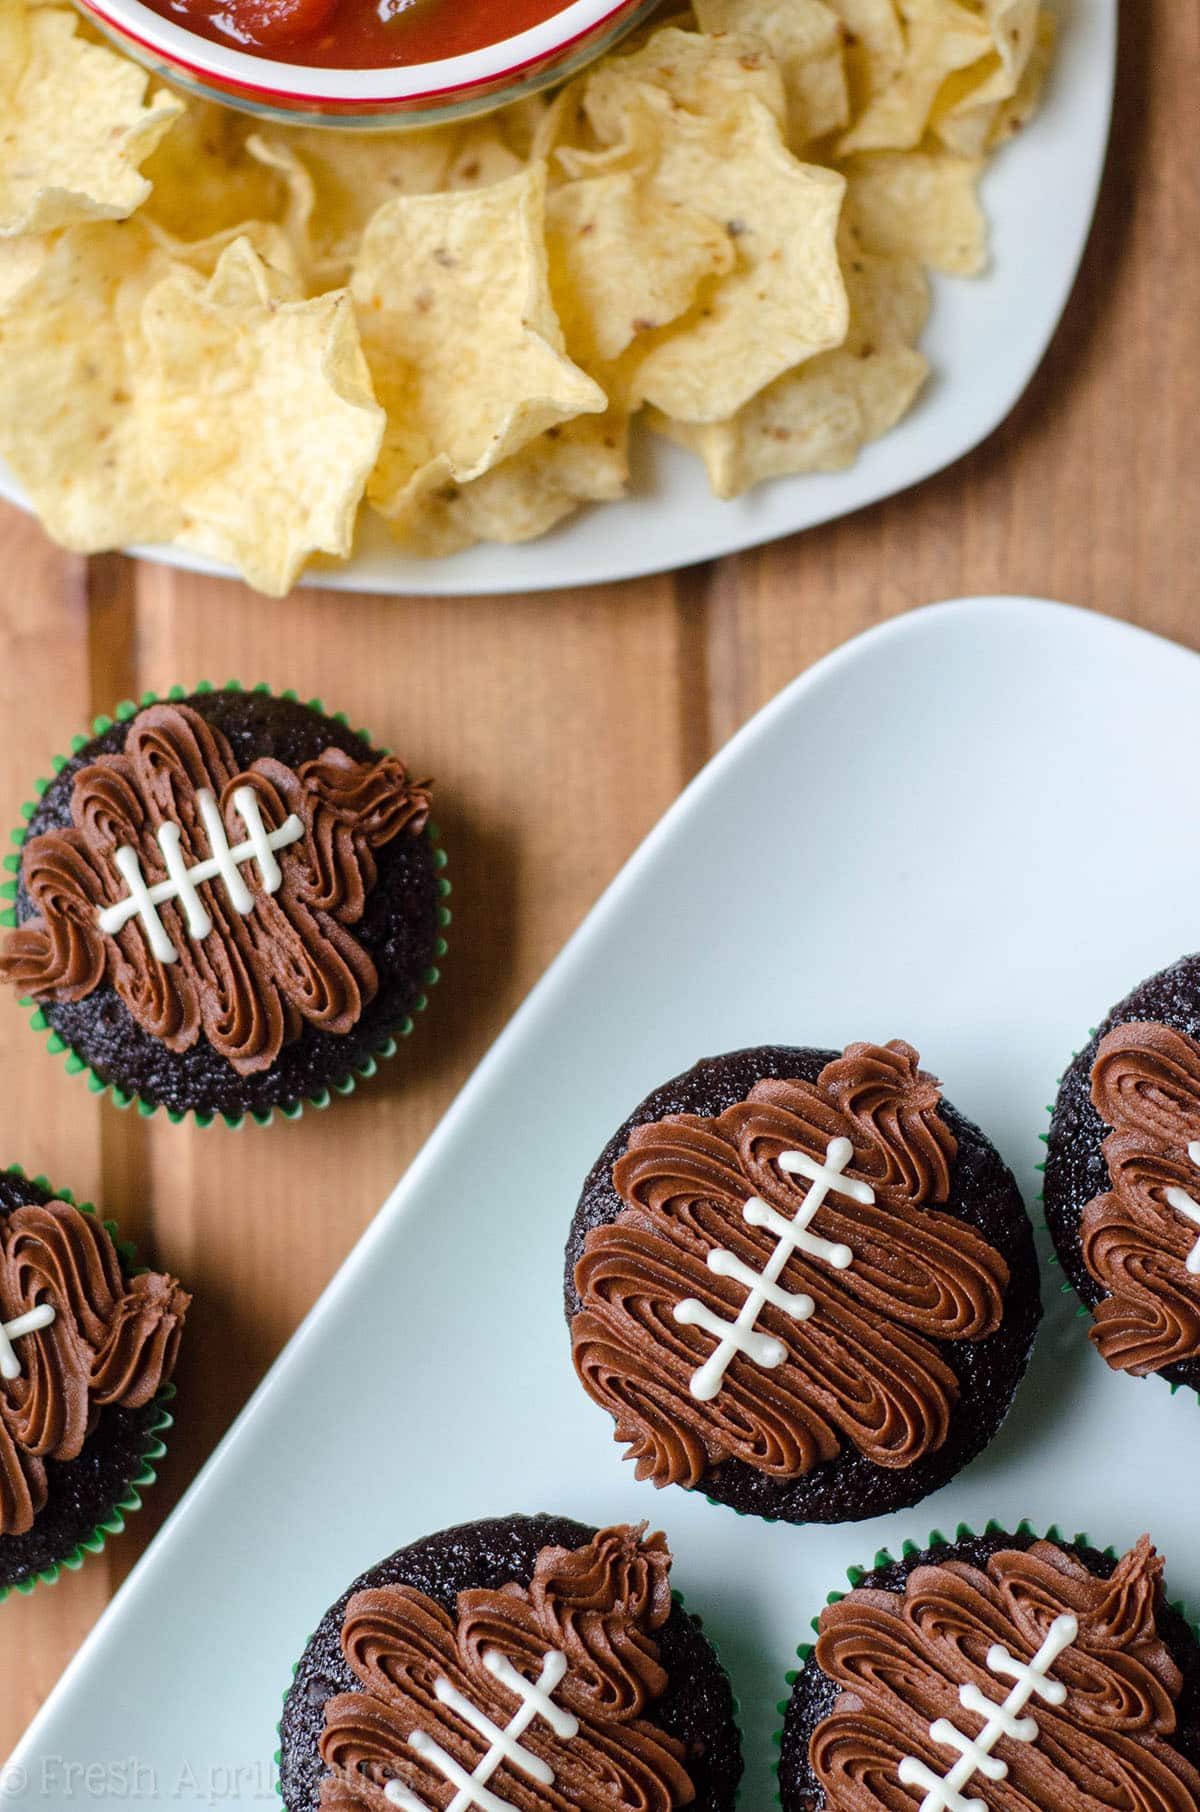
[0,0,1054,593]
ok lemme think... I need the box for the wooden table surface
[0,0,1194,1764]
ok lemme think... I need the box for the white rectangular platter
[9,595,1200,1811]
[0,0,1114,596]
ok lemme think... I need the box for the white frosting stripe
[156,821,212,942]
[897,1613,1078,1812]
[0,1302,56,1382]
[483,1651,578,1743]
[673,1134,871,1403]
[1164,1140,1200,1275]
[384,1650,574,1812]
[197,790,255,916]
[231,783,289,895]
[96,787,304,964]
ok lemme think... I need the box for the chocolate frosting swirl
[1080,1021,1200,1373]
[0,1199,189,1536]
[572,1041,1009,1488]
[809,1538,1200,1812]
[317,1524,695,1812]
[0,704,431,1075]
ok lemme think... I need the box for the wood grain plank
[0,515,114,1732]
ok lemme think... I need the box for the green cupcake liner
[0,1162,178,1604]
[2,680,451,1130]
[703,1493,779,1523]
[772,1515,1200,1806]
[274,1666,295,1808]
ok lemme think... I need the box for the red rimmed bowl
[78,0,660,126]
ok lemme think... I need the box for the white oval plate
[0,0,1113,597]
[7,595,1200,1808]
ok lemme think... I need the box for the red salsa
[153,0,571,67]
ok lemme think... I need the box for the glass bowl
[77,0,659,127]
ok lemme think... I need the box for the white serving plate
[8,594,1196,1811]
[0,1,1113,597]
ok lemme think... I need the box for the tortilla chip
[982,0,1041,87]
[528,81,596,169]
[651,237,928,493]
[252,113,530,291]
[837,0,993,153]
[988,6,1055,147]
[492,92,558,161]
[842,148,986,274]
[584,23,788,141]
[143,102,282,243]
[651,342,925,488]
[444,120,525,190]
[931,0,1041,152]
[822,0,905,116]
[693,0,850,145]
[0,223,380,591]
[615,92,847,422]
[392,408,629,555]
[138,237,382,593]
[837,232,930,345]
[0,0,23,80]
[0,232,52,308]
[1,3,181,237]
[248,124,455,287]
[144,214,304,294]
[351,162,605,525]
[0,220,179,547]
[546,169,735,368]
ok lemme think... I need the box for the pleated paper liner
[0,1163,177,1604]
[1,681,451,1129]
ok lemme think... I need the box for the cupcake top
[1045,954,1200,1386]
[1082,1021,1200,1373]
[781,1532,1200,1812]
[567,1041,1039,1523]
[0,1169,188,1571]
[280,1515,742,1812]
[0,690,442,1118]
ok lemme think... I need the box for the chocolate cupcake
[0,1164,188,1599]
[566,1040,1040,1525]
[0,684,450,1126]
[278,1514,743,1812]
[779,1526,1200,1812]
[1043,955,1200,1388]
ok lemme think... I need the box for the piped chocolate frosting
[0,702,430,1076]
[1080,1020,1200,1373]
[572,1041,1009,1489]
[808,1538,1200,1812]
[0,1198,188,1536]
[316,1524,695,1812]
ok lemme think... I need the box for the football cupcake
[779,1526,1200,1812]
[0,685,449,1125]
[565,1040,1040,1524]
[0,1164,188,1598]
[278,1514,743,1812]
[1045,954,1200,1387]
